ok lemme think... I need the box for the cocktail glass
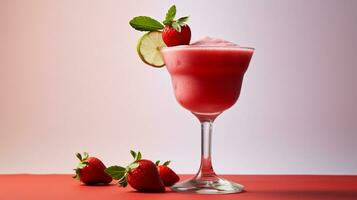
[161,45,254,194]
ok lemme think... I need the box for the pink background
[0,0,356,174]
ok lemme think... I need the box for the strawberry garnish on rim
[129,5,191,48]
[161,5,191,47]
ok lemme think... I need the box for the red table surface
[1,174,357,200]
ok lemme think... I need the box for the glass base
[171,176,244,194]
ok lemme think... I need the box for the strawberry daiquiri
[162,36,254,122]
[161,36,254,193]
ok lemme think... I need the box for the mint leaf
[129,16,164,31]
[163,5,176,25]
[177,16,189,25]
[172,21,181,32]
[105,166,126,180]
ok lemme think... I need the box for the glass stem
[196,121,217,179]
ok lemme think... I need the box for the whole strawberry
[162,24,191,47]
[105,151,165,192]
[162,5,191,46]
[73,152,112,185]
[156,160,180,186]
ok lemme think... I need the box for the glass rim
[161,45,255,51]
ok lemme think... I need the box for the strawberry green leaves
[76,153,82,161]
[155,160,171,166]
[155,160,160,166]
[171,22,181,32]
[130,150,136,158]
[129,16,164,31]
[130,150,142,161]
[171,16,189,32]
[75,152,90,168]
[177,16,189,25]
[73,152,90,180]
[73,170,81,180]
[163,160,171,166]
[76,152,89,162]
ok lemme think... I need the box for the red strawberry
[127,159,165,192]
[161,6,191,47]
[105,151,165,192]
[156,160,180,186]
[73,152,112,185]
[162,24,191,47]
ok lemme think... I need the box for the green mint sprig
[129,16,164,31]
[129,5,189,32]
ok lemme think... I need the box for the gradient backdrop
[0,0,356,174]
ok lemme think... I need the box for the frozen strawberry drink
[161,36,254,193]
[162,36,254,121]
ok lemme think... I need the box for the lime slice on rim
[137,31,166,68]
